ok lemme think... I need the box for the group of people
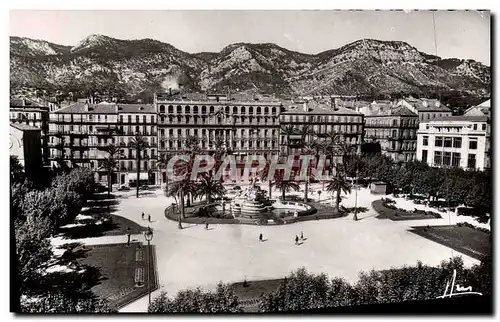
[258,231,305,245]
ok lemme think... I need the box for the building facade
[10,123,43,181]
[48,102,158,186]
[397,97,452,121]
[155,92,282,181]
[280,99,364,156]
[364,103,419,162]
[10,98,50,165]
[416,114,490,171]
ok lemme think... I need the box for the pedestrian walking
[141,212,145,220]
[205,222,209,230]
[295,235,299,245]
[300,231,304,240]
[259,233,263,242]
[148,214,151,222]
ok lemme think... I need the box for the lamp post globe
[144,226,154,309]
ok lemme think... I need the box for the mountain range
[10,34,491,99]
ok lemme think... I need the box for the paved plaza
[52,184,482,312]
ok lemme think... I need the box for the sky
[9,10,491,64]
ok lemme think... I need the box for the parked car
[233,186,241,191]
[118,185,130,191]
[139,185,151,190]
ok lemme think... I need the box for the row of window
[159,115,279,125]
[159,105,279,115]
[421,150,476,168]
[159,140,278,150]
[422,136,477,149]
[425,123,487,131]
[159,128,279,138]
[366,118,418,127]
[282,115,362,124]
[420,112,452,121]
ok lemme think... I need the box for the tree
[272,170,300,201]
[10,155,25,184]
[259,268,331,312]
[156,153,170,196]
[149,283,242,313]
[128,135,149,198]
[100,144,121,197]
[195,173,226,206]
[15,216,53,295]
[326,167,351,212]
[280,125,297,154]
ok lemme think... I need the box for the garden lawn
[78,242,158,309]
[410,225,491,261]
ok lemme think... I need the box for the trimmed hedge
[457,222,490,234]
[372,199,442,221]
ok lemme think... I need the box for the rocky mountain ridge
[10,34,491,100]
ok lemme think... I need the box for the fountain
[231,182,274,219]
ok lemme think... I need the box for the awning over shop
[128,172,149,181]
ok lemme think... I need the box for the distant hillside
[10,35,491,101]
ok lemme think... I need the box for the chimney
[22,99,26,106]
[436,101,441,107]
[422,100,428,107]
[169,88,172,96]
[84,103,89,111]
[303,101,308,112]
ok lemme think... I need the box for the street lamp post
[353,168,359,221]
[144,226,154,308]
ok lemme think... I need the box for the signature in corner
[436,269,483,299]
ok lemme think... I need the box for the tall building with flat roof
[416,110,491,171]
[364,102,419,162]
[10,97,50,165]
[154,92,281,182]
[49,102,158,186]
[10,123,43,181]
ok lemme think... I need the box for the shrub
[457,222,490,234]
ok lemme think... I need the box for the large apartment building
[280,99,364,155]
[416,100,491,171]
[10,97,50,165]
[154,92,282,181]
[364,102,419,162]
[48,102,158,186]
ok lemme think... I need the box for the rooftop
[10,97,44,107]
[53,102,156,114]
[155,92,282,104]
[365,105,417,117]
[424,115,489,123]
[464,99,491,117]
[400,97,451,112]
[10,123,41,131]
[281,99,362,115]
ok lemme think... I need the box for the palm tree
[259,161,272,199]
[326,166,352,212]
[99,144,121,197]
[195,173,226,206]
[156,153,170,196]
[297,125,315,144]
[212,135,232,177]
[280,125,297,154]
[272,171,300,201]
[166,179,190,229]
[129,134,148,198]
[185,135,201,155]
